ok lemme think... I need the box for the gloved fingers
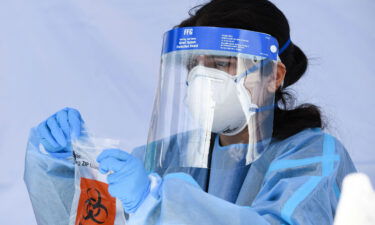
[107,171,122,184]
[67,108,83,139]
[56,109,71,141]
[106,169,133,184]
[108,183,125,199]
[98,157,125,174]
[97,148,132,163]
[47,116,67,147]
[37,121,60,151]
[39,137,62,152]
[107,178,150,213]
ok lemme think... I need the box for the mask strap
[235,39,292,82]
[249,104,277,113]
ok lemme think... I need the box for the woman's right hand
[36,107,85,158]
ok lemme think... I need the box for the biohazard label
[75,178,116,225]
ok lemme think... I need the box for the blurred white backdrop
[0,0,374,224]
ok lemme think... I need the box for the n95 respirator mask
[185,65,258,136]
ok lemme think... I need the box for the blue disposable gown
[24,128,356,225]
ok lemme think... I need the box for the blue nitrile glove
[36,107,84,158]
[97,149,151,213]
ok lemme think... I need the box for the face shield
[145,27,279,174]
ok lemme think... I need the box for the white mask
[186,65,258,136]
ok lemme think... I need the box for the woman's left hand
[97,149,150,213]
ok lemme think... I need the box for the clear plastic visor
[144,49,278,174]
[144,26,280,174]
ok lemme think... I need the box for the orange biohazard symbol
[75,178,116,225]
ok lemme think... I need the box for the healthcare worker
[24,0,357,224]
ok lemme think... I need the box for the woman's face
[186,54,286,110]
[188,55,255,76]
[187,55,268,102]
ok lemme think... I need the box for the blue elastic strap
[279,39,291,55]
[235,61,265,81]
[249,104,276,113]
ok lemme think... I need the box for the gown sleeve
[23,128,75,225]
[128,131,357,225]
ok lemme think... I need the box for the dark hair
[177,0,323,140]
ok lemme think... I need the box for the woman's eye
[216,61,230,68]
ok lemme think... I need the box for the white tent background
[0,0,374,224]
